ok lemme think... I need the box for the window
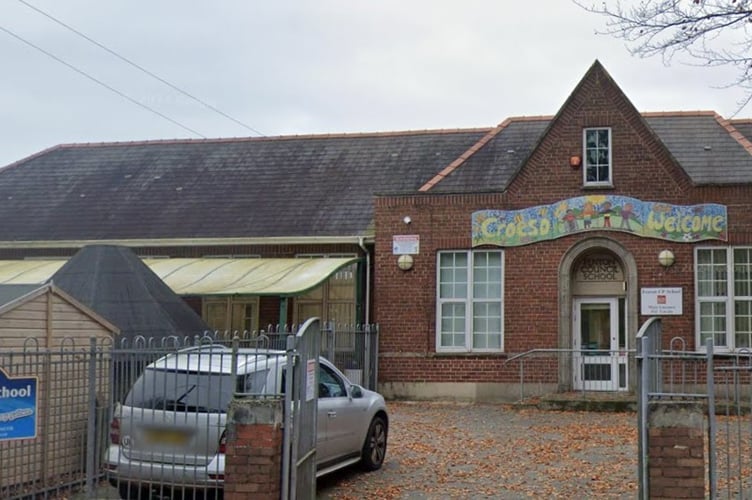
[295,253,357,326]
[203,297,259,333]
[436,250,503,352]
[696,247,752,350]
[583,128,612,186]
[318,364,346,398]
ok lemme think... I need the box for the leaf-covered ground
[317,402,638,499]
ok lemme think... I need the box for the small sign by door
[641,287,682,315]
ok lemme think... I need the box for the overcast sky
[0,1,745,167]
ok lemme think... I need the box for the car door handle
[327,411,337,418]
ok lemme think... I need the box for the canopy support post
[279,296,288,328]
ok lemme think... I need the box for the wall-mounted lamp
[658,249,675,268]
[403,216,412,225]
[397,254,414,271]
[569,155,582,168]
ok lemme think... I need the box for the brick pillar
[224,397,284,500]
[648,401,705,499]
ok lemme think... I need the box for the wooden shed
[0,283,118,497]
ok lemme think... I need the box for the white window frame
[695,246,752,352]
[436,250,504,353]
[583,128,612,187]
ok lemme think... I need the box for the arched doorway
[558,238,638,391]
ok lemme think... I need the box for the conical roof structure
[50,245,210,344]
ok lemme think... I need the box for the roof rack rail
[176,344,232,354]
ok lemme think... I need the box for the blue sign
[0,367,38,441]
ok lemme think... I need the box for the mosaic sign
[472,195,727,247]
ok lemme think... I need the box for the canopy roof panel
[0,258,357,296]
[143,257,358,295]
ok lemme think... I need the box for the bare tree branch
[574,0,752,114]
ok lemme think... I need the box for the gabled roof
[424,111,752,192]
[0,282,119,334]
[50,245,210,342]
[0,284,42,306]
[1,62,751,244]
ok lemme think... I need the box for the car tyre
[360,415,387,471]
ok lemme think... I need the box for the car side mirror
[350,385,363,399]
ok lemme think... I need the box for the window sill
[430,351,507,358]
[582,183,614,190]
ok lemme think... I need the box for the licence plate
[143,429,189,445]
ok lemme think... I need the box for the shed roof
[0,284,47,307]
[0,282,119,334]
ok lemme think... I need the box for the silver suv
[104,346,388,499]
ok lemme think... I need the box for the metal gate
[282,317,320,500]
[0,325,328,499]
[637,318,752,499]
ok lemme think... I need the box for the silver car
[104,346,388,499]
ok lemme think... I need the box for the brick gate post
[647,401,705,499]
[224,397,284,500]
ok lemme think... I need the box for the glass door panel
[573,298,627,391]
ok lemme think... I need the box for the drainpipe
[358,237,371,324]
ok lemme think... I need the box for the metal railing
[637,322,752,499]
[503,348,636,401]
[204,323,379,391]
[0,337,112,500]
[0,323,378,499]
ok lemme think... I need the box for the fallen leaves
[317,403,638,499]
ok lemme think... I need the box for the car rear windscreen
[125,369,237,413]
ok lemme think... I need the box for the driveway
[72,401,637,499]
[317,401,637,499]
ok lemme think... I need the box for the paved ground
[316,401,637,499]
[72,401,638,499]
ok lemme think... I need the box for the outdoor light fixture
[403,216,412,225]
[397,254,414,271]
[658,249,675,268]
[569,155,582,168]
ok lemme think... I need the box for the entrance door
[573,298,628,391]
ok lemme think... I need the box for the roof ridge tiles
[0,144,65,172]
[641,110,717,117]
[48,127,497,151]
[418,118,516,192]
[714,113,752,158]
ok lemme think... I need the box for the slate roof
[429,113,752,192]
[50,245,210,342]
[644,113,752,185]
[425,118,551,193]
[0,131,485,241]
[0,111,751,242]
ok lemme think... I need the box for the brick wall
[372,62,752,387]
[224,398,284,500]
[647,402,705,499]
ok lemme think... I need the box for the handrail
[504,346,750,366]
[503,347,637,366]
